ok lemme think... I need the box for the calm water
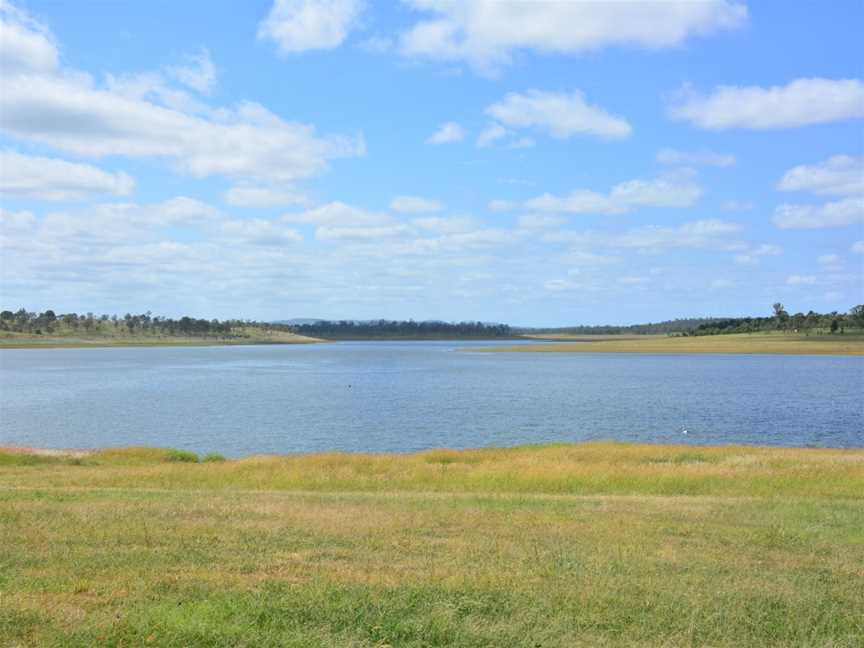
[1,342,862,455]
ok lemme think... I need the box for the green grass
[1,443,862,647]
[474,332,864,355]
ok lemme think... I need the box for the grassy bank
[1,443,862,647]
[475,332,864,355]
[0,326,320,349]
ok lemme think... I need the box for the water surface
[1,342,861,455]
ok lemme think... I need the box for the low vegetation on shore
[0,310,319,348]
[1,443,861,647]
[479,331,864,355]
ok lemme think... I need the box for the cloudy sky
[1,0,862,326]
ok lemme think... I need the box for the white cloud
[0,8,363,186]
[167,49,216,94]
[316,224,412,241]
[613,219,742,251]
[0,75,364,184]
[853,241,864,254]
[224,184,307,209]
[0,1,58,75]
[258,0,363,53]
[487,199,515,212]
[413,216,475,234]
[772,197,864,229]
[522,172,701,215]
[0,150,134,200]
[777,155,864,197]
[399,0,746,73]
[734,243,782,265]
[568,251,616,267]
[669,78,864,129]
[486,90,631,140]
[711,279,734,289]
[218,218,303,246]
[281,201,391,227]
[427,121,465,144]
[390,195,442,213]
[786,275,816,286]
[656,148,735,167]
[476,122,509,147]
[817,253,843,271]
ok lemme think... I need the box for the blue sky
[1,0,862,326]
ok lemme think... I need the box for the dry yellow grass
[474,332,864,355]
[0,326,321,348]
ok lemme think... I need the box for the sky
[0,0,862,327]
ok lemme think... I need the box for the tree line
[0,310,513,339]
[689,304,864,336]
[0,309,274,338]
[288,319,514,339]
[2,305,860,340]
[521,317,729,336]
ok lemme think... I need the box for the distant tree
[772,303,789,330]
[850,305,864,329]
[830,318,840,334]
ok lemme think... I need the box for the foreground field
[0,326,320,349]
[1,443,862,647]
[478,332,864,355]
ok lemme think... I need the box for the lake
[1,341,862,455]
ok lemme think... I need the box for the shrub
[165,449,199,463]
[202,452,226,463]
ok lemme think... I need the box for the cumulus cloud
[734,243,782,265]
[390,195,443,213]
[280,201,392,227]
[218,218,303,246]
[521,172,701,215]
[0,75,364,183]
[487,199,515,212]
[0,1,58,75]
[0,150,134,200]
[427,121,465,144]
[476,122,509,147]
[166,49,216,94]
[777,155,864,197]
[399,0,746,73]
[772,198,864,229]
[656,147,735,167]
[852,241,864,254]
[669,78,864,129]
[0,5,363,186]
[486,90,631,140]
[786,274,816,286]
[224,184,307,209]
[258,0,363,53]
[612,219,742,251]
